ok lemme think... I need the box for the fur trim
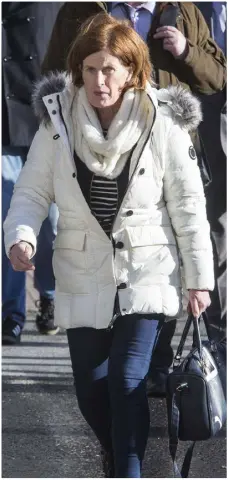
[32,72,202,131]
[157,86,203,131]
[32,72,67,124]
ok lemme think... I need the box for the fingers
[154,26,178,39]
[154,30,177,40]
[9,243,35,272]
[188,291,211,318]
[155,26,178,33]
[190,296,200,318]
[11,255,35,271]
[163,39,176,51]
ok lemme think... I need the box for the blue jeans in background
[34,202,58,299]
[67,313,164,478]
[2,155,58,327]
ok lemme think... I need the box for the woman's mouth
[94,91,109,96]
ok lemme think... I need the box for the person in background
[4,14,214,478]
[195,2,226,55]
[194,1,227,343]
[41,1,226,395]
[2,2,63,344]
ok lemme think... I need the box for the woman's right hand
[9,241,35,272]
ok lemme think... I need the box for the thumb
[24,243,33,260]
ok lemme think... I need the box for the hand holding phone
[153,25,188,59]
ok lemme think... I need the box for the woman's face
[82,50,132,109]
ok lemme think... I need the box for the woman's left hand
[188,289,211,318]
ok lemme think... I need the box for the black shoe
[101,449,115,478]
[2,317,22,345]
[35,296,59,335]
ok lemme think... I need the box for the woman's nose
[96,71,105,87]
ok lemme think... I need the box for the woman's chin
[90,97,114,109]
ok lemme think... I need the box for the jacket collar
[32,72,202,133]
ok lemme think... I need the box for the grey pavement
[2,273,227,478]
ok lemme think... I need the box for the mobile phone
[159,5,179,27]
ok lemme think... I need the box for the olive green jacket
[41,1,226,94]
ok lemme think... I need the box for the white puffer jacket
[4,74,214,329]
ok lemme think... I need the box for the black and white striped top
[89,175,118,236]
[74,132,130,238]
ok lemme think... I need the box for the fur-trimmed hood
[32,72,203,132]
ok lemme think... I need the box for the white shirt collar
[113,2,156,14]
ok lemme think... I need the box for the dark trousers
[149,319,176,380]
[199,91,227,341]
[67,313,163,478]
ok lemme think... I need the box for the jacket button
[52,110,57,115]
[116,241,124,249]
[118,283,127,289]
[122,308,127,312]
[72,172,76,178]
[126,210,133,217]
[48,99,53,104]
[139,168,145,175]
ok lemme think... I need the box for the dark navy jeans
[67,313,164,478]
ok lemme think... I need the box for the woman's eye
[103,67,114,74]
[84,67,95,73]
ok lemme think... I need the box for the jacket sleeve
[163,121,214,291]
[177,4,226,94]
[3,124,55,257]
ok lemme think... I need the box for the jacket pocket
[124,226,180,284]
[126,225,177,247]
[54,230,86,250]
[53,230,89,294]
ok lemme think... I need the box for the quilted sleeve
[163,122,214,291]
[4,124,55,257]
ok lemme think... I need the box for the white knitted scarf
[73,85,154,179]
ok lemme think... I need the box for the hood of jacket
[32,72,203,132]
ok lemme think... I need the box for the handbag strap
[174,314,192,361]
[192,315,203,358]
[169,388,196,478]
[175,314,202,362]
[201,311,212,341]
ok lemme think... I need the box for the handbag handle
[201,311,214,341]
[174,314,192,362]
[174,314,203,362]
[192,314,203,358]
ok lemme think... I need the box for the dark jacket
[41,1,226,94]
[2,2,63,148]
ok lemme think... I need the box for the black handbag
[166,314,226,478]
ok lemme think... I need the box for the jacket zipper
[107,98,157,329]
[111,98,157,236]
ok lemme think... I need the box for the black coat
[2,2,63,148]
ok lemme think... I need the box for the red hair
[67,13,153,90]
